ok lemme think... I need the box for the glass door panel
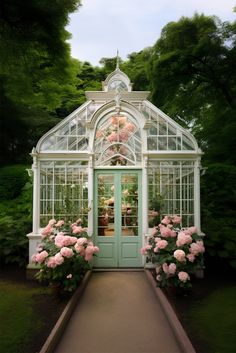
[121,174,139,236]
[97,174,115,236]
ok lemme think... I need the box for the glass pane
[97,175,115,236]
[121,174,138,236]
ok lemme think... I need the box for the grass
[188,284,236,353]
[0,280,48,353]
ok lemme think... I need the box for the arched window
[94,113,142,166]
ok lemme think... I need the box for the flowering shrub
[141,216,205,289]
[32,219,99,292]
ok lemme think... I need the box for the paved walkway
[54,271,182,353]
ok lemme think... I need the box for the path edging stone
[39,270,92,353]
[145,269,196,353]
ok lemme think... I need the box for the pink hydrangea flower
[187,226,198,235]
[176,231,192,247]
[35,250,48,264]
[140,244,152,255]
[161,216,171,225]
[178,271,190,282]
[107,131,118,142]
[119,130,130,142]
[74,243,85,255]
[172,216,182,224]
[55,220,64,227]
[54,253,64,265]
[60,247,74,258]
[187,254,195,262]
[151,227,158,236]
[196,240,205,253]
[93,246,99,253]
[31,253,37,263]
[126,122,135,132]
[46,256,57,268]
[41,224,53,238]
[72,226,84,234]
[168,263,177,275]
[160,226,173,237]
[162,263,169,274]
[156,239,168,249]
[69,236,78,245]
[77,237,88,246]
[110,116,119,125]
[190,242,204,255]
[174,249,186,262]
[48,219,57,226]
[54,234,65,248]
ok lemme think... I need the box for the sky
[66,0,236,66]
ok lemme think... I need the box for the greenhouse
[27,64,202,268]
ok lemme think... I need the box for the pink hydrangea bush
[32,219,99,292]
[140,216,205,289]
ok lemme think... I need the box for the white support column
[32,155,40,234]
[194,158,201,231]
[87,155,94,237]
[142,156,148,242]
[27,151,41,268]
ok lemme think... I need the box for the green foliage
[189,285,236,353]
[201,164,236,268]
[0,281,46,353]
[0,165,28,200]
[0,178,32,266]
[122,48,152,91]
[0,0,82,165]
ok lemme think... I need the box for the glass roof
[141,103,197,151]
[36,68,198,155]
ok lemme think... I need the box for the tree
[0,0,82,165]
[149,14,236,163]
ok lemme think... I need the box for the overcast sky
[66,0,236,66]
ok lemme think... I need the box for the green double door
[94,170,142,268]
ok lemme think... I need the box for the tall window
[40,161,88,226]
[148,161,194,227]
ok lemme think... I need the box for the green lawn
[189,285,236,353]
[0,280,48,353]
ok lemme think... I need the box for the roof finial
[116,49,120,70]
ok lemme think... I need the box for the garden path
[53,271,182,353]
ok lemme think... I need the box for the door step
[93,268,144,272]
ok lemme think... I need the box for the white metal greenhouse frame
[27,65,202,268]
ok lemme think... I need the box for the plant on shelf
[32,219,99,293]
[141,215,205,290]
[148,194,164,227]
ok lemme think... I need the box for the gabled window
[94,113,142,166]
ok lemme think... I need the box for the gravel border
[145,269,196,353]
[39,270,92,353]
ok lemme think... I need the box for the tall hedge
[0,165,32,266]
[201,163,236,269]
